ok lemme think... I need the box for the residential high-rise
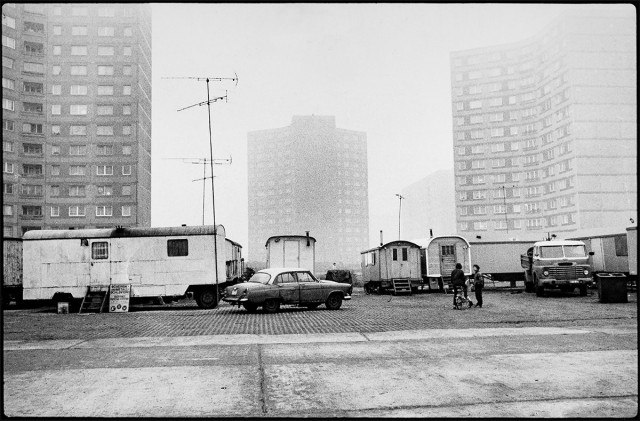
[2,3,152,237]
[450,8,636,241]
[247,115,369,270]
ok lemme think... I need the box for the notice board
[109,284,131,312]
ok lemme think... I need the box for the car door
[273,272,299,304]
[297,271,325,303]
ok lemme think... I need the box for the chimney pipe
[306,231,310,246]
[429,228,433,238]
[380,230,383,246]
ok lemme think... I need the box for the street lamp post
[395,194,405,240]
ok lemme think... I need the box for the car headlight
[542,270,549,277]
[583,269,589,276]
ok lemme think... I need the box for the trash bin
[596,273,628,303]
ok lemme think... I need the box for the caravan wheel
[196,287,219,309]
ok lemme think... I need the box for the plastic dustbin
[596,273,628,303]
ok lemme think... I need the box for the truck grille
[548,266,583,280]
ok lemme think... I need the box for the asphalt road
[3,288,638,417]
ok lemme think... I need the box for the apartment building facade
[2,3,152,237]
[450,8,636,241]
[247,115,369,270]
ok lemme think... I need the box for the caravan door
[440,244,457,277]
[284,240,299,268]
[89,240,111,285]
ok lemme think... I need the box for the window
[71,26,87,36]
[98,27,115,37]
[4,183,14,194]
[97,105,114,115]
[71,6,88,16]
[70,65,87,76]
[22,123,43,134]
[51,165,60,176]
[469,100,482,109]
[3,56,14,69]
[122,206,132,217]
[167,239,188,256]
[96,145,113,155]
[22,205,42,216]
[491,127,504,137]
[472,190,487,200]
[51,185,60,196]
[69,206,86,217]
[51,145,60,155]
[122,165,132,175]
[472,175,485,184]
[23,81,43,93]
[70,85,88,95]
[23,143,42,155]
[71,45,88,56]
[3,140,13,151]
[122,125,132,135]
[97,186,113,196]
[122,145,132,155]
[489,113,504,122]
[124,27,133,37]
[402,248,408,261]
[122,105,131,115]
[98,65,114,75]
[392,248,398,261]
[123,46,132,56]
[51,65,61,75]
[2,35,16,49]
[70,125,87,136]
[69,165,86,176]
[69,185,85,196]
[52,124,62,134]
[97,165,114,176]
[92,242,109,259]
[97,46,114,56]
[3,162,14,173]
[489,97,503,107]
[70,105,88,115]
[69,145,87,156]
[98,85,114,96]
[2,14,16,29]
[23,102,43,113]
[3,77,15,90]
[471,160,485,169]
[123,85,132,95]
[3,205,13,216]
[96,206,113,217]
[473,221,488,230]
[97,126,114,136]
[122,185,132,196]
[3,120,14,131]
[123,66,132,76]
[51,104,61,115]
[2,98,15,111]
[50,206,60,217]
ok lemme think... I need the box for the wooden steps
[79,286,109,313]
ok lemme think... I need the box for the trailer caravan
[2,238,22,306]
[415,235,472,292]
[627,226,637,281]
[567,230,631,275]
[225,238,244,284]
[265,234,316,273]
[469,240,536,283]
[22,225,228,309]
[361,240,423,294]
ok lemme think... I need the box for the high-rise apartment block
[450,8,636,240]
[247,116,369,270]
[2,3,152,237]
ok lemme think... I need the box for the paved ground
[3,288,638,417]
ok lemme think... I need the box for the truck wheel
[242,302,258,313]
[325,293,342,310]
[195,287,219,309]
[263,299,280,313]
[525,281,534,293]
[535,284,544,297]
[579,285,588,296]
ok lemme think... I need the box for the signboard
[109,284,131,312]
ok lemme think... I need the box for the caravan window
[402,248,408,261]
[392,249,398,261]
[91,242,108,259]
[167,239,188,257]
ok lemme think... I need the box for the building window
[3,204,13,216]
[122,145,132,155]
[69,185,85,196]
[91,242,109,260]
[71,45,88,56]
[97,165,114,176]
[3,56,14,69]
[123,66,132,76]
[2,14,16,29]
[97,186,113,196]
[70,125,87,136]
[50,185,60,196]
[122,125,132,135]
[124,27,133,37]
[3,183,14,194]
[472,175,485,184]
[22,123,43,134]
[473,221,488,230]
[69,145,87,156]
[96,145,113,155]
[3,162,14,173]
[123,85,132,95]
[97,65,114,76]
[122,206,132,217]
[71,6,88,16]
[97,85,114,95]
[52,125,62,135]
[71,26,88,36]
[51,165,60,176]
[69,205,86,217]
[97,46,114,56]
[98,26,115,37]
[51,65,61,75]
[122,165,132,176]
[490,127,504,137]
[23,143,42,155]
[70,65,88,76]
[96,206,113,217]
[123,46,132,56]
[469,100,482,109]
[51,104,61,115]
[51,145,60,155]
[23,102,43,114]
[3,98,15,111]
[122,105,131,115]
[122,185,132,196]
[97,105,114,115]
[3,120,14,131]
[3,77,15,90]
[69,165,86,176]
[22,205,42,217]
[97,126,114,136]
[50,206,60,217]
[2,35,16,49]
[70,85,88,95]
[70,105,88,115]
[98,7,115,17]
[3,140,13,152]
[21,81,42,93]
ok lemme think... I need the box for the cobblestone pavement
[3,288,637,341]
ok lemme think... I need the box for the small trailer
[265,233,316,273]
[2,237,23,306]
[627,226,637,283]
[469,240,536,284]
[567,231,630,275]
[361,240,423,294]
[415,235,472,292]
[22,225,229,310]
[225,238,244,284]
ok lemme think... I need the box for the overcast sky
[150,3,620,259]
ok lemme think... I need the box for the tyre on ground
[195,287,219,309]
[325,293,342,310]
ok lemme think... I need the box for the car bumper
[540,278,591,287]
[222,297,249,306]
[343,295,352,301]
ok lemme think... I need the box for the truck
[520,240,593,297]
[21,225,230,310]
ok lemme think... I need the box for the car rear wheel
[263,299,280,313]
[325,293,342,310]
[242,302,258,313]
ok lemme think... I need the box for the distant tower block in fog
[450,8,636,241]
[247,116,370,270]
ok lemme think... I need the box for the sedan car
[222,267,352,313]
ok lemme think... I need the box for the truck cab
[521,240,593,297]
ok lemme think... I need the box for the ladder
[392,279,412,295]
[79,285,109,313]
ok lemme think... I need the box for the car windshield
[563,245,587,258]
[539,246,563,258]
[248,273,271,284]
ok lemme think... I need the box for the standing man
[473,264,484,308]
[451,262,472,309]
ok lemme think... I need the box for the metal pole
[202,159,206,226]
[396,194,404,240]
[206,79,219,302]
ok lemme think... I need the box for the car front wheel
[263,299,280,313]
[325,293,342,310]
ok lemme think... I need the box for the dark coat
[450,268,466,286]
[473,271,484,287]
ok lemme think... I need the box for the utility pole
[395,194,405,240]
[162,74,238,306]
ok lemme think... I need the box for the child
[473,264,484,308]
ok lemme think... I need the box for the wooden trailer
[225,238,244,284]
[361,240,423,294]
[2,237,23,306]
[265,233,316,273]
[415,235,472,292]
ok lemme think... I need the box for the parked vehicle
[325,269,353,286]
[2,237,22,306]
[416,235,472,292]
[225,238,244,285]
[361,240,423,294]
[21,225,231,309]
[222,267,352,313]
[520,240,593,296]
[469,240,536,284]
[265,233,316,272]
